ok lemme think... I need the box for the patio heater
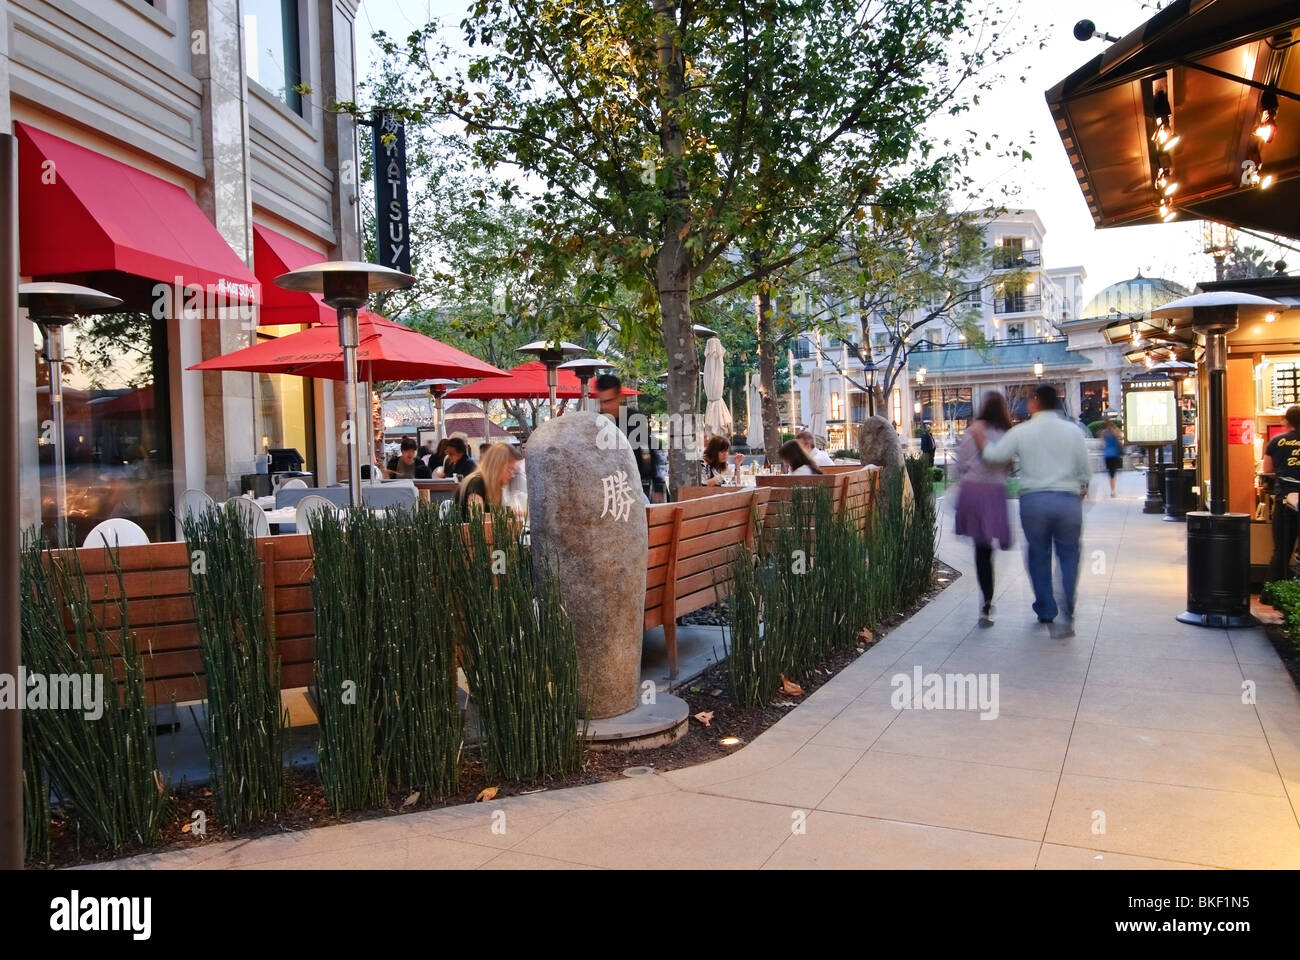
[274,262,415,507]
[425,377,461,441]
[19,282,123,546]
[1152,292,1287,628]
[559,357,614,412]
[517,340,584,418]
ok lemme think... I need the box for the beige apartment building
[1,0,366,541]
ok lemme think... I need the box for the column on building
[190,0,257,500]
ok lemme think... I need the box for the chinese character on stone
[600,470,637,522]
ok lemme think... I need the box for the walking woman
[1100,418,1124,497]
[954,392,1014,626]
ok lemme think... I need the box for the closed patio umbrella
[703,337,732,439]
[808,367,827,443]
[747,372,764,448]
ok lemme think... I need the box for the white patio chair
[296,494,339,533]
[179,488,217,524]
[224,494,271,539]
[280,477,308,491]
[437,497,458,520]
[83,518,150,549]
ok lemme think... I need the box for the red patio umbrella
[188,313,508,382]
[444,360,637,400]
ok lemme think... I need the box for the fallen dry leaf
[402,791,420,808]
[858,628,875,643]
[180,821,192,833]
[693,711,714,727]
[710,689,723,697]
[476,786,499,803]
[779,676,804,697]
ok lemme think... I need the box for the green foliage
[19,533,168,854]
[308,505,463,813]
[1263,580,1300,647]
[1088,421,1106,438]
[182,505,287,831]
[723,470,936,708]
[455,512,585,782]
[23,744,49,862]
[833,450,860,460]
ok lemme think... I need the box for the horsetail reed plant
[308,503,462,811]
[373,504,461,797]
[453,510,583,782]
[182,505,287,830]
[23,745,49,862]
[18,532,168,852]
[308,507,385,813]
[718,544,776,709]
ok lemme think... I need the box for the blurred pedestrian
[920,423,935,466]
[954,392,1014,627]
[983,384,1091,639]
[1100,418,1124,497]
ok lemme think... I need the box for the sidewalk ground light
[274,261,415,507]
[20,282,123,547]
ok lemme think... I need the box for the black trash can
[1163,468,1196,521]
[1178,512,1255,627]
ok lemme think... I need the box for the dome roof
[1079,272,1189,320]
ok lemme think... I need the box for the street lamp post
[274,262,415,507]
[20,283,124,546]
[862,353,877,418]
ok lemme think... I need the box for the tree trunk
[755,280,782,460]
[655,0,699,490]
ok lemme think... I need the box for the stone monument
[525,410,648,719]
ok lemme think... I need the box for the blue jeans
[1019,491,1083,622]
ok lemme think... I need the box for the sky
[354,0,1294,306]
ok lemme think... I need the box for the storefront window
[36,313,174,544]
[1080,379,1110,424]
[255,325,315,477]
[244,0,303,114]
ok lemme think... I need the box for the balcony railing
[993,294,1042,315]
[912,334,1062,352]
[992,247,1042,269]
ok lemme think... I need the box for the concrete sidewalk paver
[88,470,1300,870]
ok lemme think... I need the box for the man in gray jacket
[982,384,1091,638]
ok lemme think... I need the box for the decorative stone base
[582,692,690,752]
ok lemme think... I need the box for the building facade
[786,210,1189,449]
[2,0,365,541]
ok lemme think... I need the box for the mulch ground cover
[30,561,958,868]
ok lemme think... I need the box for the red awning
[444,361,638,400]
[254,224,379,327]
[16,122,259,305]
[188,314,509,382]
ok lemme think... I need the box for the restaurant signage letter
[372,109,411,275]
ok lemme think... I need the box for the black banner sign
[372,109,411,274]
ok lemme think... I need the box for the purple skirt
[955,480,1013,549]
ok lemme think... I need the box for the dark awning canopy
[1045,0,1300,238]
